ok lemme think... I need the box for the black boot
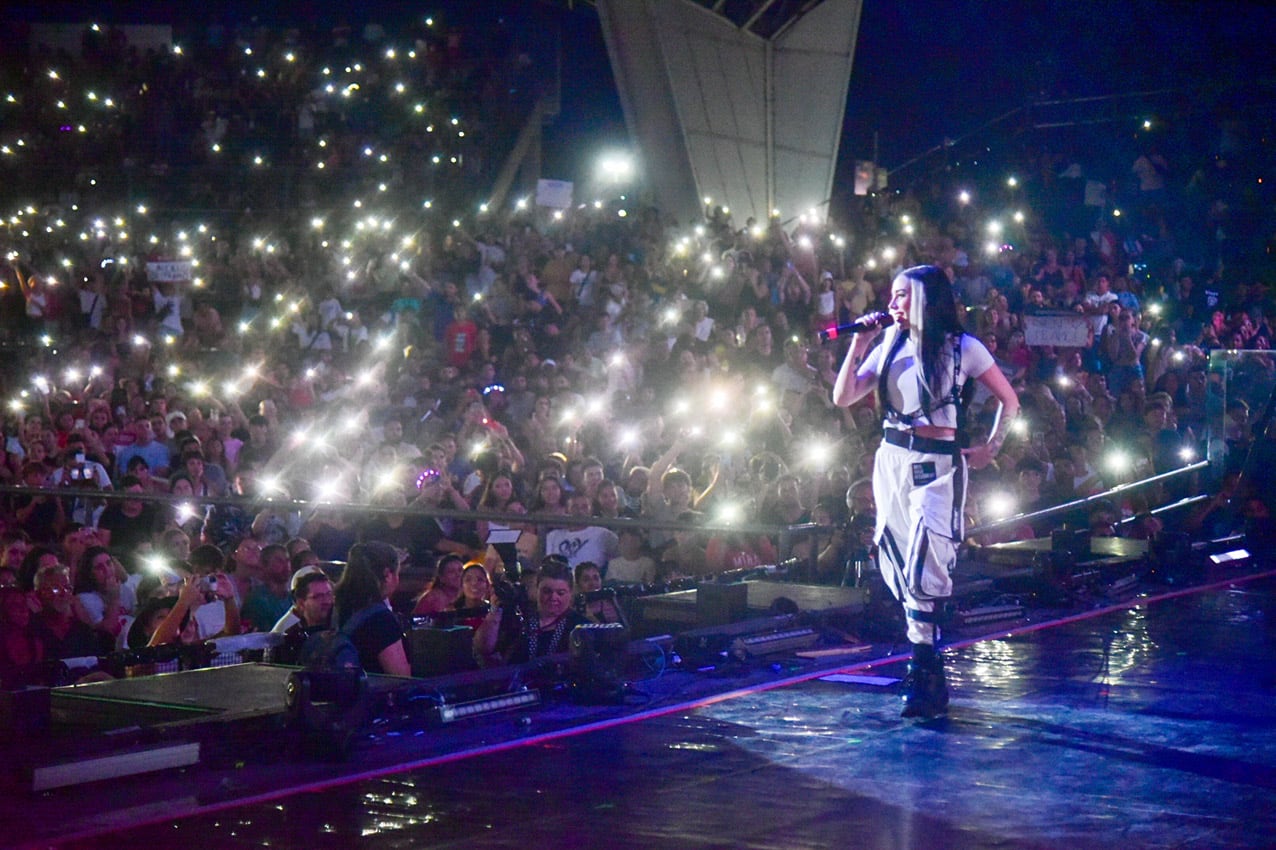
[901,642,948,719]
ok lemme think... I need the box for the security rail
[966,460,1209,537]
[0,456,1213,555]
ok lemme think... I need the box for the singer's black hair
[904,264,966,404]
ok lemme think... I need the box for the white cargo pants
[872,440,967,645]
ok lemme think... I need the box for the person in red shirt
[442,305,478,369]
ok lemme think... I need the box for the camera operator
[473,555,586,667]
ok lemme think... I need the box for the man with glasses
[268,566,335,663]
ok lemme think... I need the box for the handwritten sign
[535,179,573,210]
[1023,312,1090,348]
[146,261,192,283]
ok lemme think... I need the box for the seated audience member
[592,478,631,519]
[138,572,236,649]
[73,546,137,644]
[450,563,492,629]
[268,566,335,664]
[272,563,333,628]
[286,539,315,559]
[185,544,242,640]
[157,527,194,572]
[125,455,168,495]
[49,434,113,491]
[271,557,331,627]
[97,476,162,567]
[0,531,33,575]
[544,490,620,573]
[30,563,105,659]
[116,569,185,651]
[704,529,778,574]
[659,512,708,579]
[239,543,293,632]
[332,542,411,676]
[180,449,228,499]
[18,545,61,592]
[574,561,625,626]
[474,556,587,666]
[360,482,475,569]
[12,462,63,545]
[0,585,45,685]
[605,527,658,584]
[413,553,465,616]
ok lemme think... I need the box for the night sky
[840,0,1276,165]
[544,0,1276,189]
[6,0,1274,186]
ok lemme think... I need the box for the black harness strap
[879,332,967,430]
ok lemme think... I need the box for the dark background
[4,1,1274,192]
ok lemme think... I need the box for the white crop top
[856,331,994,429]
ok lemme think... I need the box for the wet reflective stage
[59,579,1276,849]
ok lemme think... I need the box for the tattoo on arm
[986,406,1013,454]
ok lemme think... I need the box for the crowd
[0,13,1273,684]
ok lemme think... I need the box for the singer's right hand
[854,312,887,330]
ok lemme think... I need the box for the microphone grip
[817,312,893,342]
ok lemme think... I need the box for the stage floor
[48,575,1276,850]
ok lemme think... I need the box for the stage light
[431,690,540,723]
[597,151,635,184]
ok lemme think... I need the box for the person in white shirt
[544,492,619,574]
[1082,273,1120,337]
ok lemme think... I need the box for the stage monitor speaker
[1051,527,1091,556]
[408,627,478,678]
[697,582,747,626]
[568,623,628,704]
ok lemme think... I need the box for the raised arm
[831,320,887,408]
[646,433,687,504]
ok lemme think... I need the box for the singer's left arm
[961,365,1019,470]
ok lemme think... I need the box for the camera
[493,576,527,609]
[200,575,218,594]
[66,453,90,483]
[492,558,531,610]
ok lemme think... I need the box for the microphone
[816,312,893,341]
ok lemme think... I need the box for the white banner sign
[146,261,193,282]
[535,179,573,210]
[1023,313,1091,348]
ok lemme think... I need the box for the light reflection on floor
[64,580,1276,849]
